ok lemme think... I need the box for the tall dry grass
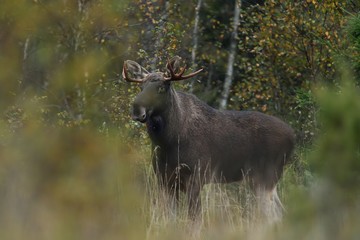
[0,72,359,240]
[139,155,299,240]
[1,97,359,240]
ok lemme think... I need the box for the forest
[0,0,360,239]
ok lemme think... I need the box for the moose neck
[146,87,184,146]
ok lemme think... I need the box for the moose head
[122,56,203,123]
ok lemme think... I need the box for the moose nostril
[132,113,146,122]
[131,105,147,123]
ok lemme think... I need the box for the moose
[123,56,295,220]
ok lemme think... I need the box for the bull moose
[123,56,295,220]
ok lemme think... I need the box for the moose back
[123,56,295,219]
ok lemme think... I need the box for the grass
[0,122,359,240]
[0,120,336,240]
[138,151,309,240]
[0,73,359,239]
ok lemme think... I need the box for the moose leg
[254,186,271,220]
[168,179,181,203]
[186,179,202,219]
[254,185,283,223]
[270,186,285,219]
[154,171,182,215]
[151,149,180,212]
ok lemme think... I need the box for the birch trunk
[150,0,170,71]
[219,0,241,110]
[189,0,203,93]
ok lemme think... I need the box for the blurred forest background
[0,0,360,239]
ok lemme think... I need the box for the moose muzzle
[131,104,147,123]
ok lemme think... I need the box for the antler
[164,59,203,82]
[122,61,145,83]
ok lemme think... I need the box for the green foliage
[1,0,360,239]
[346,13,360,81]
[0,107,145,239]
[280,69,360,240]
[293,88,317,144]
[230,1,351,144]
[0,0,358,144]
[311,71,360,197]
[0,0,150,141]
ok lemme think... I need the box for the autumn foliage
[0,0,359,239]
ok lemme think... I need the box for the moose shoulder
[123,56,295,220]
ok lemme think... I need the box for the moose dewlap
[123,56,295,220]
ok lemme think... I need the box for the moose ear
[123,60,149,82]
[166,56,182,75]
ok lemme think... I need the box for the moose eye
[158,86,166,94]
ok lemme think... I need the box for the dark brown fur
[124,60,295,218]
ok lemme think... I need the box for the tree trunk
[205,63,213,92]
[219,0,241,110]
[189,0,203,93]
[149,0,170,71]
[21,36,46,90]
